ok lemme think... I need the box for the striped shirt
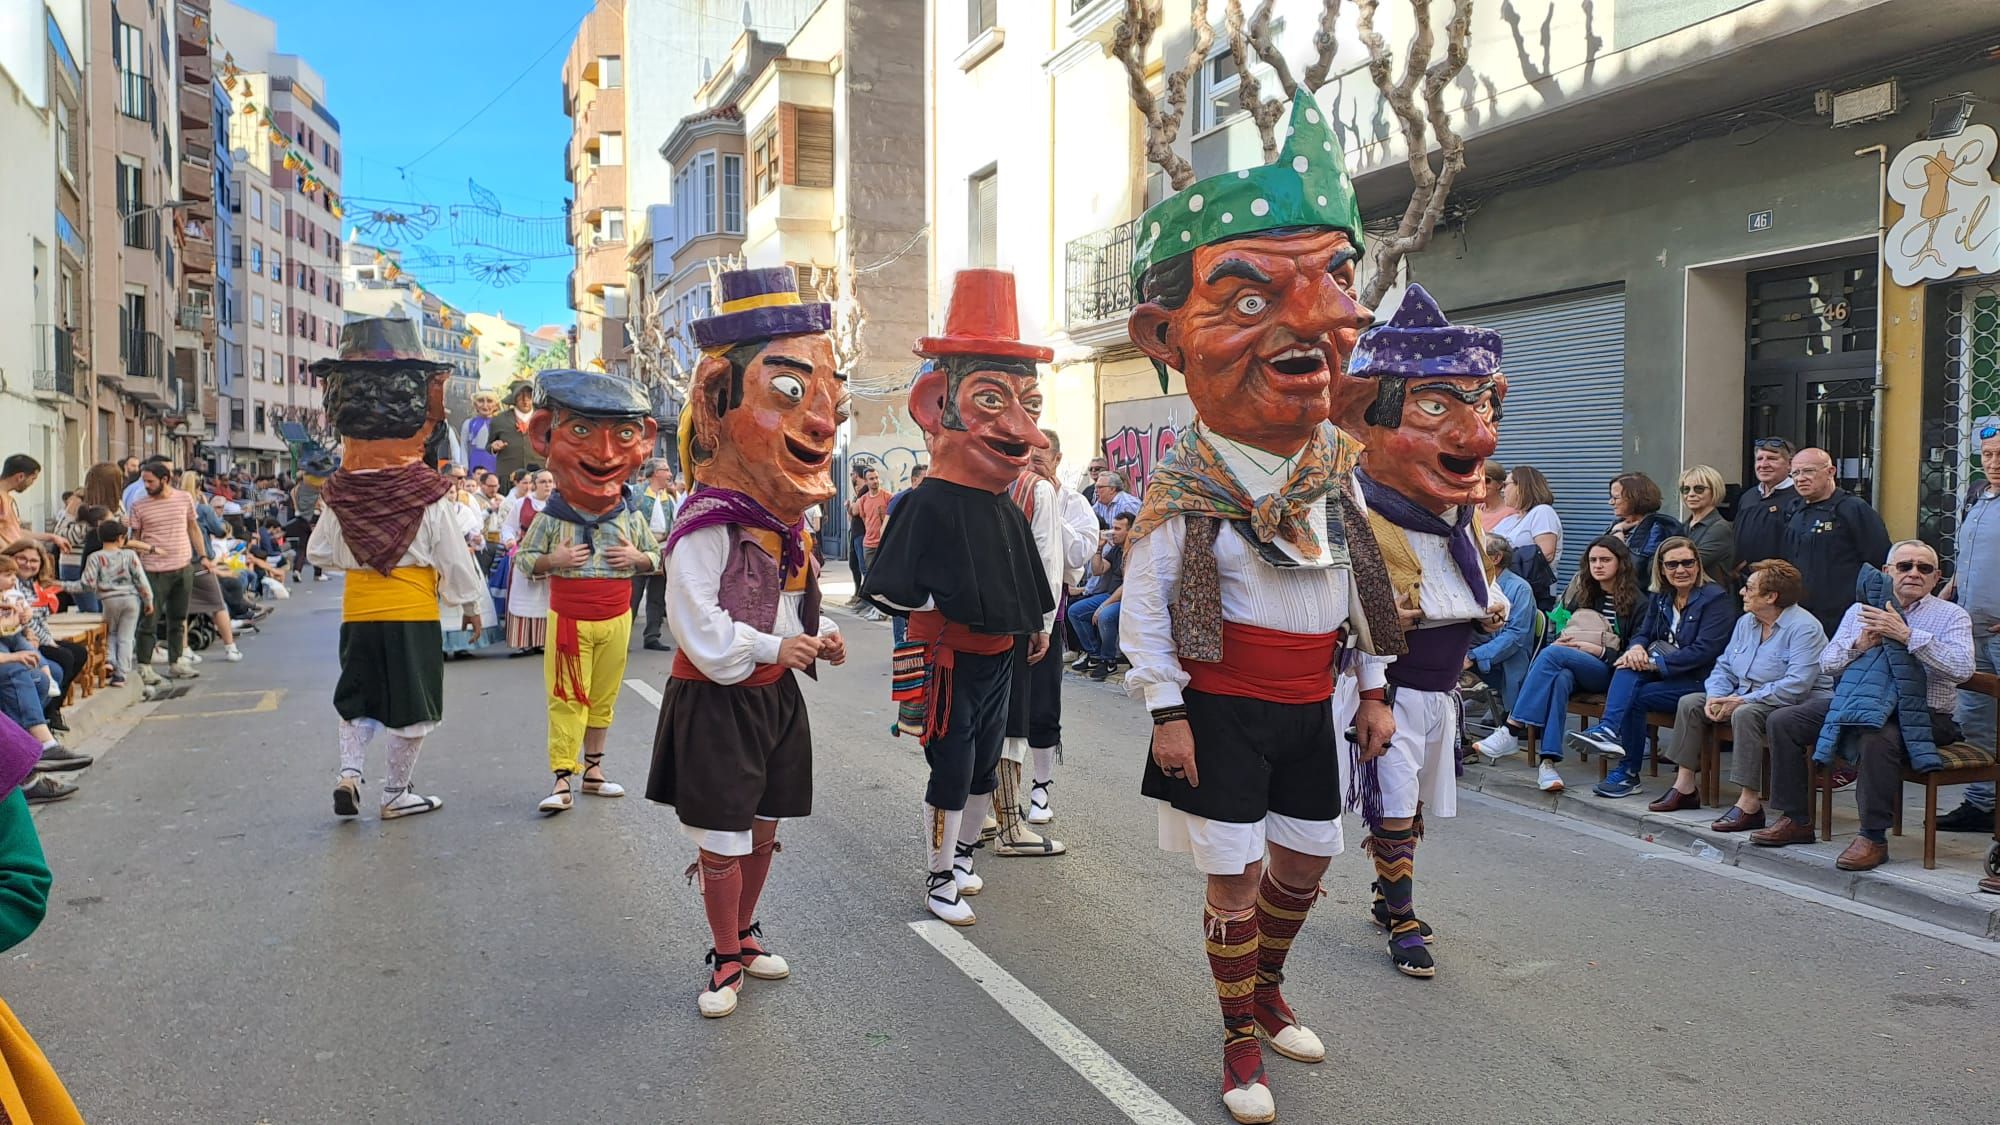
[128,489,197,572]
[1823,594,1975,714]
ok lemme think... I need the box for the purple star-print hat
[1347,284,1502,378]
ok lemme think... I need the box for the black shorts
[646,673,813,830]
[1139,689,1341,824]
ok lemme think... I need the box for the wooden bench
[45,613,109,701]
[1520,693,1672,781]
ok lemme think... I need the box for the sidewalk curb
[1465,761,2000,940]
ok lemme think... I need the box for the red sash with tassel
[548,577,632,706]
[903,610,1016,745]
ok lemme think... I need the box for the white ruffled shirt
[665,524,839,686]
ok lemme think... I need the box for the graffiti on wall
[1101,394,1194,492]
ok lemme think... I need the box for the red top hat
[915,269,1054,364]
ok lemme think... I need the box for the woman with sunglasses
[1572,537,1737,798]
[1677,465,1735,591]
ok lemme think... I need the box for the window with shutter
[969,167,999,268]
[751,119,779,202]
[791,108,834,189]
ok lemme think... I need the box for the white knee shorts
[1156,802,1344,876]
[681,815,780,858]
[1333,678,1459,821]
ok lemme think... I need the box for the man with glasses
[1782,447,1891,635]
[1733,437,1800,584]
[1752,541,1973,869]
[1940,424,2000,834]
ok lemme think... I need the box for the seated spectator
[1091,471,1140,527]
[1067,513,1130,680]
[0,546,87,736]
[0,592,92,791]
[1652,560,1827,823]
[1467,532,1535,715]
[1677,465,1735,591]
[1493,464,1562,564]
[1751,541,1975,869]
[1473,535,1642,793]
[1576,537,1736,798]
[1605,472,1683,590]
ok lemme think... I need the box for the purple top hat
[689,267,834,351]
[1347,284,1502,379]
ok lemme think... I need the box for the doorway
[1743,256,1879,502]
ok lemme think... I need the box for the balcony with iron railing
[123,209,158,251]
[31,325,76,399]
[1064,218,1139,342]
[122,330,166,399]
[117,71,156,124]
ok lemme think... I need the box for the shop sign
[1885,124,2000,286]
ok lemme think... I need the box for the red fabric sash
[904,611,1017,744]
[1184,621,1341,704]
[670,650,789,687]
[548,577,633,706]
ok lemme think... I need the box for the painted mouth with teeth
[1260,345,1330,385]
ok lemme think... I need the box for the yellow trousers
[544,610,632,772]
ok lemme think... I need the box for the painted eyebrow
[762,355,815,374]
[1205,258,1273,286]
[1326,246,1360,273]
[1410,380,1497,403]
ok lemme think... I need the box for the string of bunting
[188,10,347,220]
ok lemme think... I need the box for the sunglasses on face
[1893,560,1937,575]
[1663,558,1699,570]
[1981,425,1999,441]
[1679,484,1708,494]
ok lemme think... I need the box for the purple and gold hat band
[690,267,834,350]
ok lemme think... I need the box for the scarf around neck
[322,463,452,576]
[544,486,634,533]
[1131,421,1358,561]
[665,486,807,580]
[1355,467,1487,603]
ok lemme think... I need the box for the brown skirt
[646,673,812,831]
[506,613,546,649]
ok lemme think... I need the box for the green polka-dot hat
[1130,91,1364,289]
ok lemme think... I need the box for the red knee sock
[736,837,780,947]
[698,851,743,978]
[1205,901,1264,1093]
[1252,872,1320,1034]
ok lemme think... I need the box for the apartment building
[170,0,221,462]
[212,0,343,475]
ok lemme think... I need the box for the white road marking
[623,679,663,708]
[909,919,1198,1125]
[1463,791,2000,959]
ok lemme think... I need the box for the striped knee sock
[1365,826,1423,952]
[1205,901,1265,1093]
[1252,872,1319,1033]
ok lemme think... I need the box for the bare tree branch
[1114,0,1213,190]
[1300,0,1344,92]
[1224,0,1288,162]
[1357,0,1471,306]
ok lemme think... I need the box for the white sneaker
[223,644,243,662]
[1222,1080,1276,1124]
[926,870,975,926]
[1537,760,1565,793]
[1474,727,1520,762]
[181,652,201,666]
[138,665,163,687]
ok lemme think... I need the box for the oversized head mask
[682,268,844,526]
[1332,284,1505,513]
[313,315,452,472]
[527,370,658,517]
[1128,92,1370,455]
[909,270,1051,493]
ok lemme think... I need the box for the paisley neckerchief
[1131,421,1361,561]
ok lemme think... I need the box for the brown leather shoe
[1835,836,1888,871]
[1749,815,1815,847]
[1647,787,1701,813]
[1978,875,2000,895]
[1710,806,1766,832]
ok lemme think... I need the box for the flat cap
[532,369,651,419]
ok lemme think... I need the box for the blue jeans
[1513,645,1613,760]
[1599,667,1705,773]
[59,560,99,613]
[1957,629,2000,811]
[0,662,49,732]
[1066,593,1121,661]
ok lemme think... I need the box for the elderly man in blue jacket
[1751,540,1974,869]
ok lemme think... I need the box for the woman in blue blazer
[1567,537,1737,797]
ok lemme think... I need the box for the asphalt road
[16,583,2000,1124]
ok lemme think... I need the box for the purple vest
[716,526,822,677]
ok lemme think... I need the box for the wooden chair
[1809,673,2000,870]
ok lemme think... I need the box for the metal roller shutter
[1451,286,1627,582]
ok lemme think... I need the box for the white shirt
[666,524,839,686]
[499,494,533,546]
[644,488,676,537]
[1405,514,1508,624]
[1121,432,1387,710]
[305,500,488,611]
[1055,483,1100,587]
[1493,503,1562,558]
[1025,478,1063,634]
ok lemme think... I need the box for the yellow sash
[0,997,85,1125]
[342,567,441,622]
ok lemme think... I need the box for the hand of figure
[1354,698,1396,762]
[1854,627,1881,651]
[602,536,651,571]
[1705,697,1740,722]
[543,542,591,571]
[1027,633,1049,664]
[1152,720,1199,787]
[1395,593,1424,629]
[1486,602,1509,628]
[1615,644,1651,672]
[1860,604,1912,645]
[1989,622,2000,635]
[489,439,507,452]
[820,633,846,666]
[464,614,481,634]
[777,635,821,670]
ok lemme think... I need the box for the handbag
[1556,608,1618,653]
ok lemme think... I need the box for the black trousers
[1029,624,1064,749]
[38,642,85,715]
[630,573,667,643]
[923,649,1013,810]
[1770,692,1957,833]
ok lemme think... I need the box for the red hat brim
[914,336,1054,363]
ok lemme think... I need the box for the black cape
[861,477,1053,635]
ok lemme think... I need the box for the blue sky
[236,0,591,330]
